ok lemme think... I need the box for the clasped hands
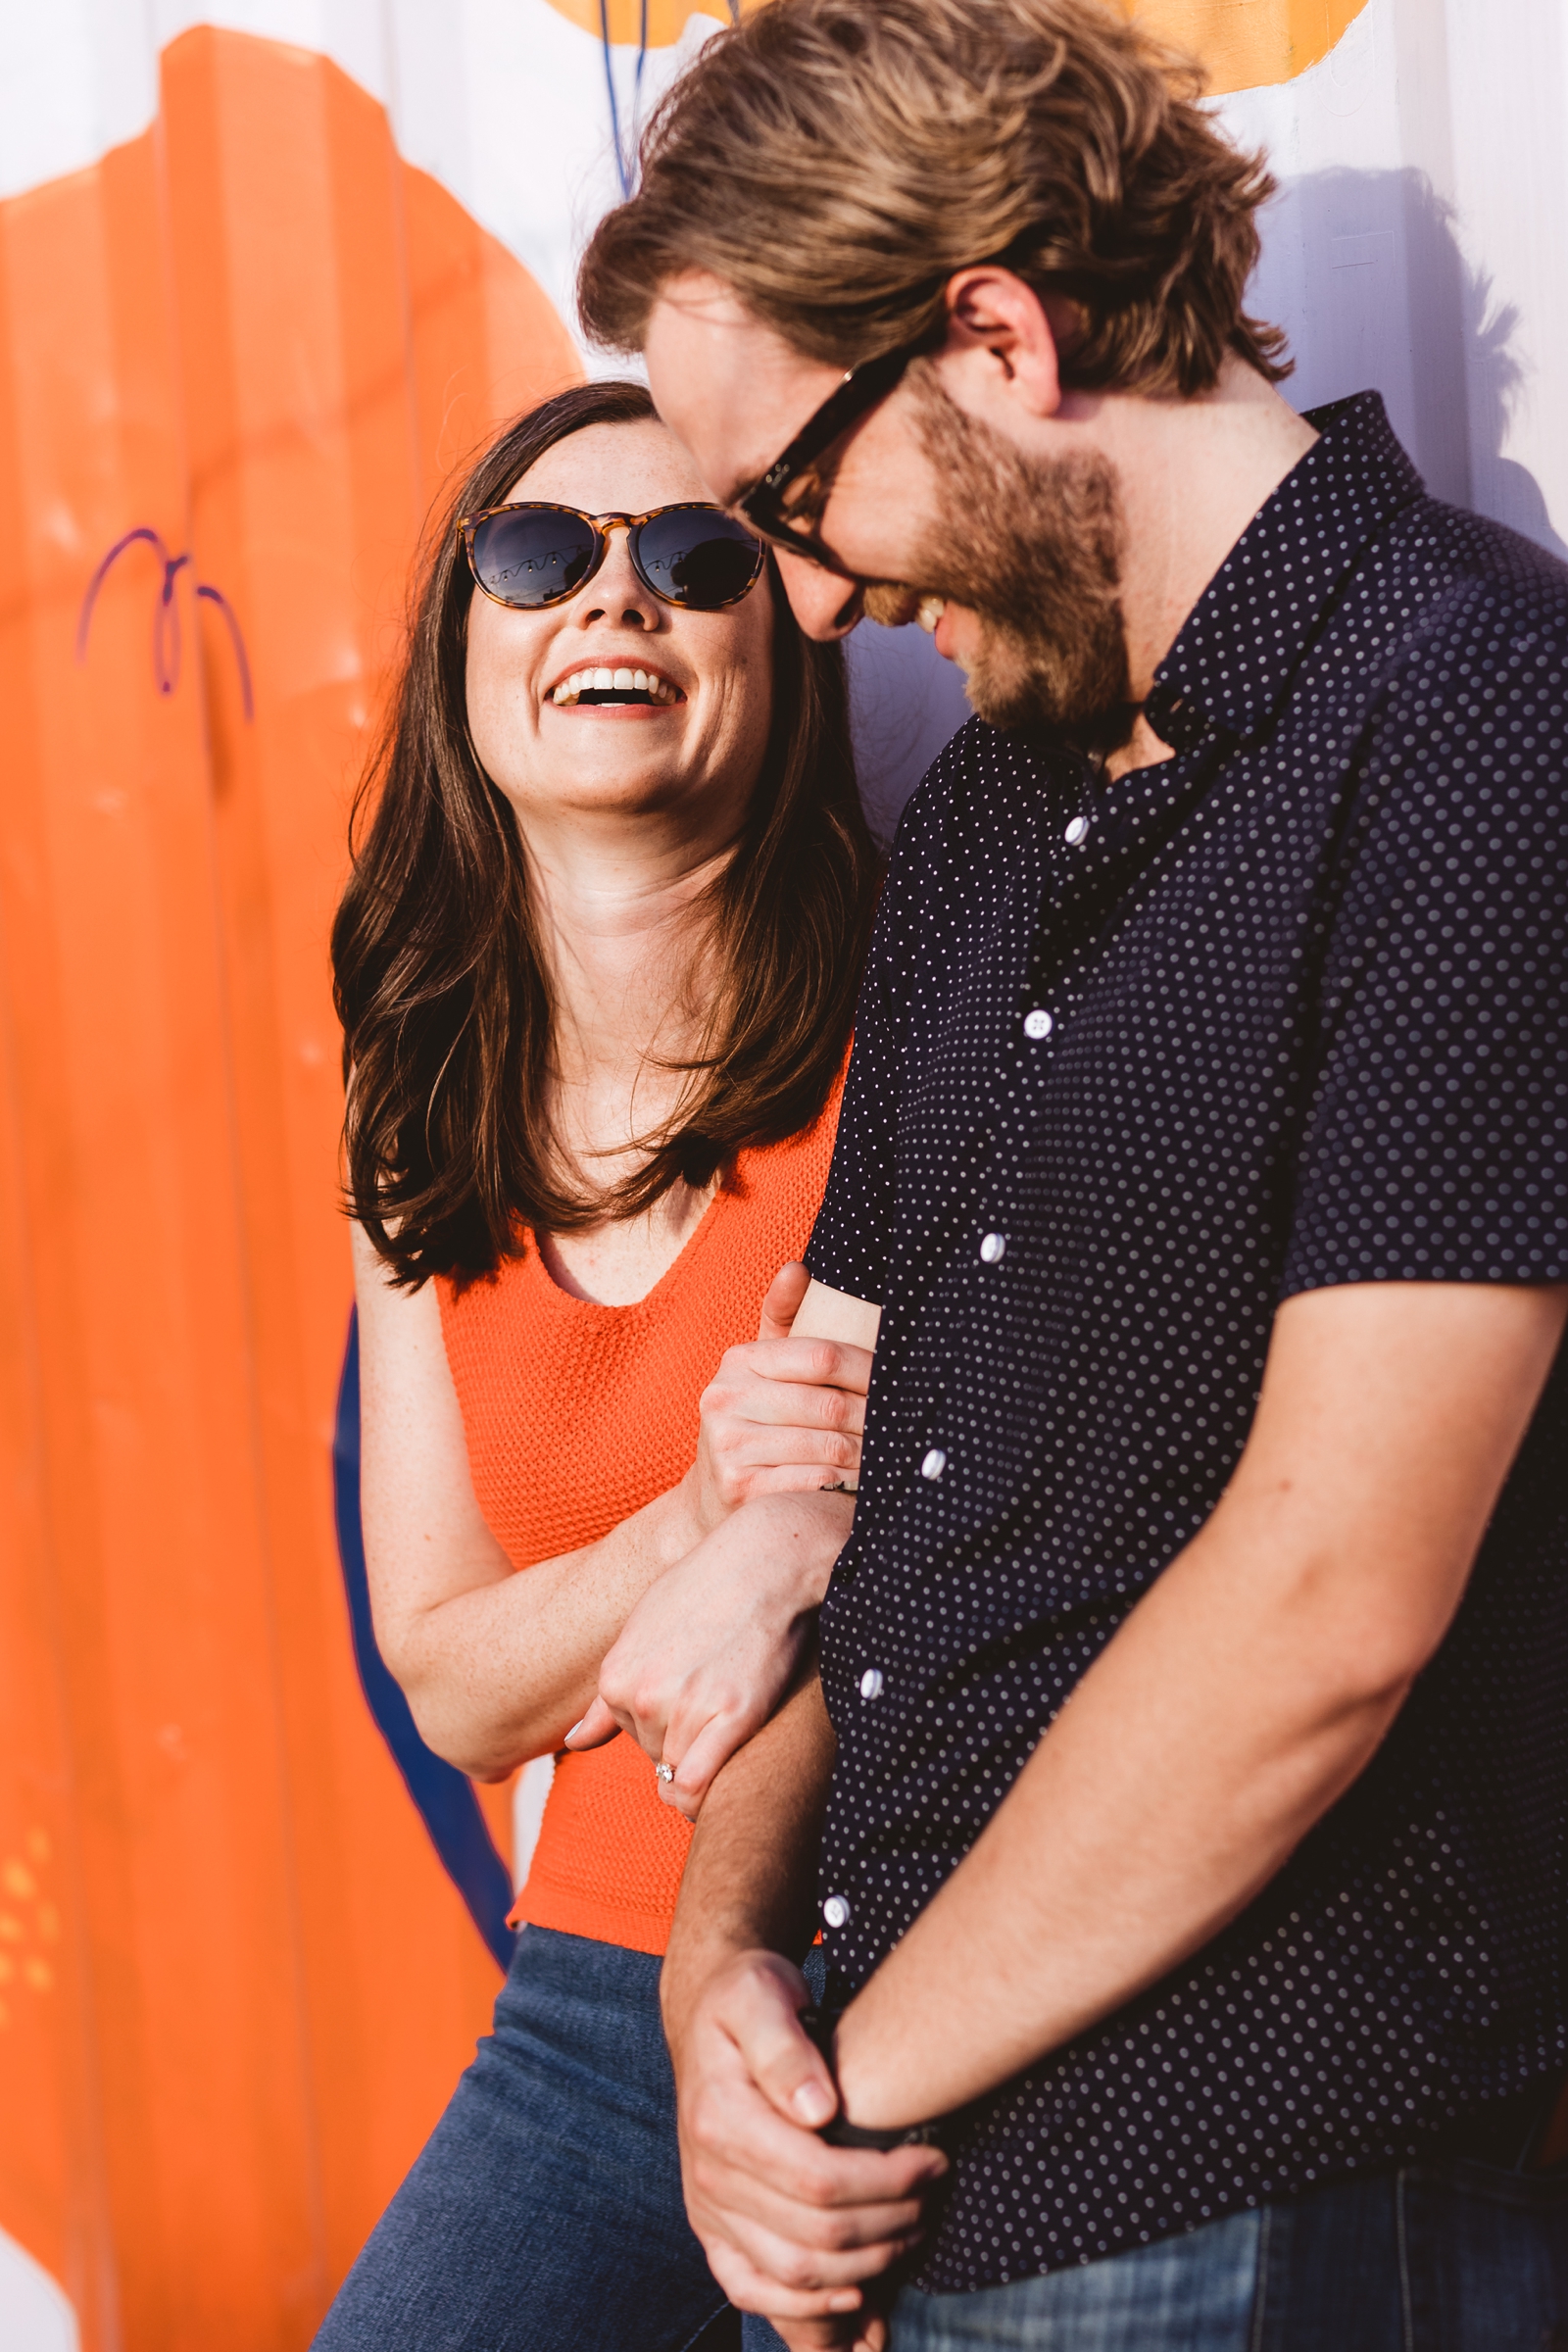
[666,1951,946,2352]
[564,1262,873,1819]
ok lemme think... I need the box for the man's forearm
[662,1673,836,2043]
[834,1279,1567,2130]
[833,1511,1409,2128]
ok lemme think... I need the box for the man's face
[644,272,1130,740]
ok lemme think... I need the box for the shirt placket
[910,738,1229,1509]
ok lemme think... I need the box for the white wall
[1225,0,1568,557]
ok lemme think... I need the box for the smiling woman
[337,380,867,1278]
[318,380,879,2352]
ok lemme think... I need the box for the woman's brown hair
[578,0,1288,399]
[333,379,877,1287]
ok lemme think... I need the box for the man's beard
[865,365,1133,751]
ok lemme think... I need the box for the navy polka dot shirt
[806,393,1568,2290]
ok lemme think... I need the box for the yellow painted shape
[541,0,756,46]
[536,0,1367,94]
[1124,0,1370,92]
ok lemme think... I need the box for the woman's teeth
[549,667,681,707]
[917,596,947,634]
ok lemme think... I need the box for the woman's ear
[932,266,1069,421]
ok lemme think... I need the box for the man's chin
[958,620,1134,747]
[963,667,1137,753]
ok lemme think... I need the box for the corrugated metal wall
[0,27,577,2346]
[0,1,1561,2343]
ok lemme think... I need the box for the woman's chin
[506,758,715,823]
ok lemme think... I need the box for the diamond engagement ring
[655,1762,674,1783]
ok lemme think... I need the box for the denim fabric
[887,2211,1261,2350]
[886,2157,1568,2349]
[313,1924,739,2352]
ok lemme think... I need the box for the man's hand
[668,1948,946,2350]
[686,1263,875,1533]
[564,1490,854,1817]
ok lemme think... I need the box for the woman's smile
[545,660,687,711]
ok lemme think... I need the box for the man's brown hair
[578,0,1288,398]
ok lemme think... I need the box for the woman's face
[465,417,776,841]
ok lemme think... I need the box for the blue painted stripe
[331,1308,516,1973]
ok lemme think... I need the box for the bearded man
[577,3,1568,2346]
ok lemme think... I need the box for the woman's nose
[573,523,657,627]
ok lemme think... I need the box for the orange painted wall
[0,26,580,2347]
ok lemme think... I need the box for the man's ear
[934,267,1068,420]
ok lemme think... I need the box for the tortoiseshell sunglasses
[459,501,765,612]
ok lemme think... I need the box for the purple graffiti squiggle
[77,525,255,722]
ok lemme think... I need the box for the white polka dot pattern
[805,393,1568,2292]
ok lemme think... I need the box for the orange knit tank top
[436,1071,843,1958]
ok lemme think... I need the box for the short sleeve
[806,909,900,1306]
[1283,596,1568,1294]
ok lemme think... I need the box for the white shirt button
[979,1232,1006,1263]
[920,1446,947,1481]
[859,1668,885,1700]
[1064,814,1090,845]
[1023,1008,1054,1040]
[822,1894,852,1929]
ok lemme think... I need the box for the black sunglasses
[737,341,921,567]
[459,501,765,612]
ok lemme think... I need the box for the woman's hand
[564,1489,855,1818]
[686,1264,874,1535]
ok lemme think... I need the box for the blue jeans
[313,1924,739,2352]
[888,2152,1568,2349]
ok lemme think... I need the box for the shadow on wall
[847,621,974,847]
[1259,165,1567,560]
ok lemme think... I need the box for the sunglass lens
[470,508,599,606]
[633,511,762,608]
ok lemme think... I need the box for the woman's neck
[526,812,735,1136]
[512,803,743,1303]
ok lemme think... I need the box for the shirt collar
[1143,391,1426,754]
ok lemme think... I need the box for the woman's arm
[578,1280,884,1813]
[356,1237,881,1783]
[355,1223,709,1779]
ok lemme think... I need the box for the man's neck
[1103,356,1318,721]
[1068,358,1316,783]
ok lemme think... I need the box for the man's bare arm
[662,1673,836,2036]
[792,1280,883,1352]
[662,1677,945,2350]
